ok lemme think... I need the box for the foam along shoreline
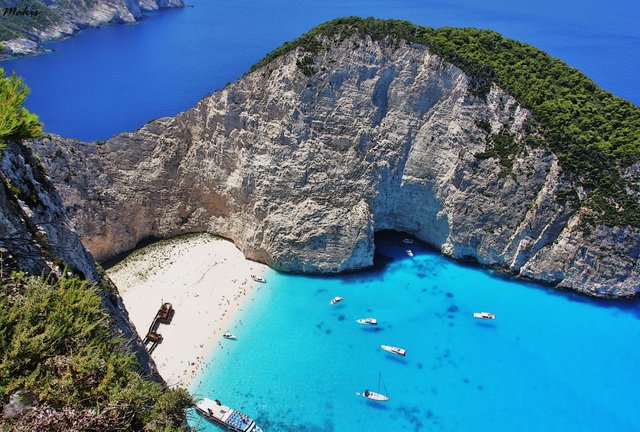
[107,234,268,388]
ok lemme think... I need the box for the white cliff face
[0,142,159,376]
[30,35,639,297]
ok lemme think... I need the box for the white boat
[223,332,237,339]
[358,373,390,402]
[330,296,344,305]
[361,389,390,401]
[473,312,496,320]
[406,250,414,257]
[381,344,406,357]
[196,398,263,432]
[251,275,266,283]
[356,317,378,326]
[402,238,414,244]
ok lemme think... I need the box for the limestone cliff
[29,27,639,297]
[0,141,159,377]
[0,0,184,58]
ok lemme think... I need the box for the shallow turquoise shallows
[190,232,640,432]
[1,0,639,141]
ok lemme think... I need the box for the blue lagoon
[191,232,640,432]
[2,1,638,430]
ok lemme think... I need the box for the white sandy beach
[107,234,268,388]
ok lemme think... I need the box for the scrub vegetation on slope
[0,270,193,431]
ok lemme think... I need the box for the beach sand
[107,234,268,388]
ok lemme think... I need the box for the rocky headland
[0,0,184,58]
[0,140,159,378]
[28,18,640,298]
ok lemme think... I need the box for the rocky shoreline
[28,28,639,298]
[0,0,185,60]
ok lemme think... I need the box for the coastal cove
[165,232,640,431]
[0,1,638,431]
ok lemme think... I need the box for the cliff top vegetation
[0,0,60,41]
[252,17,640,227]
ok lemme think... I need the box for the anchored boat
[402,238,414,244]
[251,275,267,283]
[473,312,496,320]
[330,296,344,305]
[358,373,390,402]
[223,332,237,340]
[406,250,414,257]
[381,344,406,357]
[356,317,378,326]
[361,390,389,401]
[196,398,263,432]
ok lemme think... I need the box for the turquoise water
[1,2,638,430]
[191,232,640,432]
[1,0,639,141]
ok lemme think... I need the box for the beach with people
[107,234,268,388]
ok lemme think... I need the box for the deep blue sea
[191,233,640,432]
[0,0,639,141]
[2,2,638,430]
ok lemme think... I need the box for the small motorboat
[330,296,344,305]
[360,389,390,401]
[381,344,406,357]
[402,238,414,244]
[406,250,414,257]
[473,312,496,320]
[356,317,378,326]
[223,332,237,339]
[251,275,266,283]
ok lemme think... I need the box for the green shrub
[0,67,42,150]
[0,272,193,431]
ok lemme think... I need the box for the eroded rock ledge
[30,34,639,297]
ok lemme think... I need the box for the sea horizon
[1,0,638,142]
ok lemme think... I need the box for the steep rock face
[0,141,159,377]
[0,0,184,58]
[139,0,184,10]
[30,35,639,296]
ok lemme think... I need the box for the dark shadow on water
[384,354,408,365]
[360,327,384,332]
[365,400,391,410]
[475,321,497,328]
[368,231,640,319]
